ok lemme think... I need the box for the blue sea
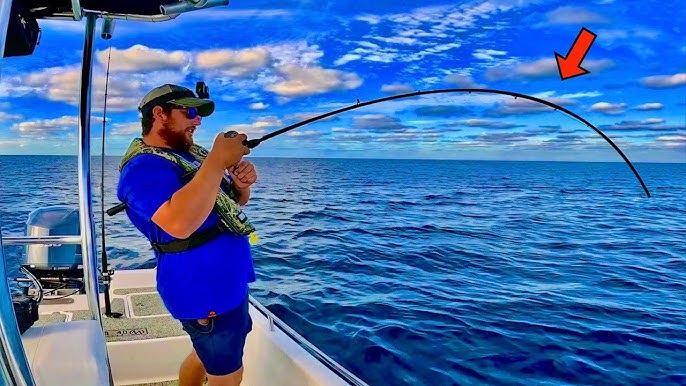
[1,155,685,386]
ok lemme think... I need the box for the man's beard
[159,120,192,152]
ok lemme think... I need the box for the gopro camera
[196,81,210,99]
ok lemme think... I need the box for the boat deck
[36,286,186,385]
[37,287,184,343]
[29,268,359,386]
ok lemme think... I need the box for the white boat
[0,1,368,385]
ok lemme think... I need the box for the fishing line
[241,88,651,198]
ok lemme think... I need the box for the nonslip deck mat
[35,312,68,326]
[113,287,157,295]
[40,293,185,342]
[131,293,169,317]
[40,297,75,305]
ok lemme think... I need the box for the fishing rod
[241,88,651,198]
[100,45,122,318]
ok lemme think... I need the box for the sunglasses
[171,106,199,119]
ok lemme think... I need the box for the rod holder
[101,18,115,40]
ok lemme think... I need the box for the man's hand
[209,131,250,169]
[229,160,257,190]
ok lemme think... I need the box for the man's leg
[183,296,252,386]
[206,366,244,386]
[179,349,207,386]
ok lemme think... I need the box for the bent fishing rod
[239,88,651,198]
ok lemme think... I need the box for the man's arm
[229,160,257,206]
[152,132,250,239]
[151,152,226,239]
[235,186,250,206]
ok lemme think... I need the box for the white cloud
[404,43,462,61]
[192,42,325,94]
[591,102,627,115]
[195,47,272,78]
[545,6,608,24]
[596,29,629,44]
[0,138,30,148]
[110,122,142,136]
[487,97,578,116]
[560,91,603,99]
[224,116,282,137]
[9,116,105,137]
[473,49,507,61]
[639,73,686,89]
[356,15,382,25]
[0,112,23,121]
[381,83,415,94]
[633,103,663,111]
[336,2,534,65]
[265,64,363,97]
[534,91,602,100]
[597,28,660,45]
[657,135,686,141]
[370,36,418,45]
[443,74,485,88]
[17,66,145,112]
[286,130,326,138]
[456,119,520,129]
[335,42,399,65]
[643,118,665,124]
[486,58,615,81]
[249,102,269,110]
[334,54,363,66]
[601,120,685,132]
[399,29,448,39]
[318,92,505,117]
[96,45,190,73]
[264,41,324,68]
[515,58,560,78]
[654,134,686,149]
[283,112,339,123]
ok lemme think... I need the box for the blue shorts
[180,295,253,376]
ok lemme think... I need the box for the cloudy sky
[0,0,684,162]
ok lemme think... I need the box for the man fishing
[117,84,257,386]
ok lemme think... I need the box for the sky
[0,0,684,162]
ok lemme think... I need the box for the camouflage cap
[138,84,215,117]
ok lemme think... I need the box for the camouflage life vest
[119,138,255,246]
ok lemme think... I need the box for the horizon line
[0,154,684,164]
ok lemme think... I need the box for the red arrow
[555,27,597,80]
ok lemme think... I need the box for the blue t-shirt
[116,152,256,320]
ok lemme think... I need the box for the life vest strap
[150,224,228,254]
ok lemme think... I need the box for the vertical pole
[77,12,102,324]
[79,13,115,385]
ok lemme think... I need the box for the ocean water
[1,155,685,386]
